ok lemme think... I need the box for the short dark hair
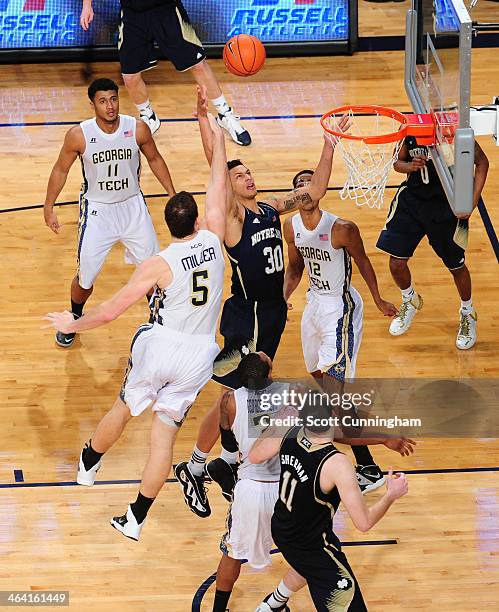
[302,394,335,435]
[292,169,314,189]
[237,353,270,389]
[88,78,119,101]
[227,159,245,171]
[164,191,198,238]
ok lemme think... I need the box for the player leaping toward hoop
[44,111,227,541]
[283,166,397,493]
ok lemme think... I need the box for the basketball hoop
[321,105,435,209]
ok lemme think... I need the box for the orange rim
[321,105,408,145]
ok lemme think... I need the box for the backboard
[405,0,474,215]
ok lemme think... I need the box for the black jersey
[403,136,447,200]
[272,426,342,550]
[121,0,173,11]
[226,202,284,302]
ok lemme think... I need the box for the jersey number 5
[280,470,298,512]
[263,245,284,275]
[191,270,208,306]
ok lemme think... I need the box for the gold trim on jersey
[382,184,406,231]
[322,533,356,611]
[117,10,124,50]
[76,195,88,277]
[320,289,354,378]
[296,428,333,454]
[226,251,248,300]
[176,7,202,47]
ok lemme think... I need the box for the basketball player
[80,0,251,145]
[44,112,227,540]
[44,78,175,349]
[376,137,489,349]
[283,169,397,493]
[174,86,350,517]
[250,405,409,611]
[213,352,414,612]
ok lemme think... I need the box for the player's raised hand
[386,467,408,501]
[384,437,416,457]
[194,85,208,118]
[44,207,60,234]
[80,1,94,31]
[43,311,75,333]
[325,114,352,146]
[375,298,398,317]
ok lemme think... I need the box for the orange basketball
[223,34,266,77]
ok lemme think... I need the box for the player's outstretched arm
[335,436,416,457]
[136,121,176,196]
[266,116,349,215]
[283,217,305,304]
[202,113,228,242]
[335,220,397,317]
[323,454,408,532]
[44,126,82,234]
[80,0,94,31]
[44,256,171,334]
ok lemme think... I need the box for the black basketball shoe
[174,461,211,518]
[356,464,386,494]
[55,313,80,348]
[204,458,239,502]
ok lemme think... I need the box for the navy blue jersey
[272,426,342,550]
[403,136,447,200]
[226,202,284,302]
[121,0,173,11]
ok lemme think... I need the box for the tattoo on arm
[283,191,312,211]
[220,391,233,429]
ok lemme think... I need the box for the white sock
[136,99,153,117]
[211,94,231,116]
[401,285,415,303]
[265,580,294,609]
[220,449,238,464]
[461,298,473,314]
[187,445,209,477]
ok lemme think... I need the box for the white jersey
[292,210,351,297]
[232,382,286,481]
[80,114,141,204]
[150,230,225,337]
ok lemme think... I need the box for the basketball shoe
[76,446,101,486]
[216,108,251,146]
[55,313,80,348]
[140,109,161,135]
[204,458,239,502]
[456,308,477,350]
[110,505,145,541]
[389,294,423,336]
[255,594,291,612]
[174,461,211,518]
[356,465,386,494]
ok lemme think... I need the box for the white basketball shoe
[456,309,477,350]
[216,108,251,146]
[140,109,161,134]
[76,450,101,486]
[110,505,145,541]
[389,294,423,336]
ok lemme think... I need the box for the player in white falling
[45,111,227,541]
[44,78,175,348]
[283,163,397,494]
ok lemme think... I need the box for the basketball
[223,34,266,77]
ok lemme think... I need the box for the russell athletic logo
[227,0,348,39]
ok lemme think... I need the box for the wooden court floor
[0,51,498,611]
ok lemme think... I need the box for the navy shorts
[118,0,206,74]
[212,295,288,389]
[376,185,469,270]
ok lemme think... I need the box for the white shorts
[77,192,160,289]
[221,479,279,569]
[120,323,219,426]
[301,287,364,381]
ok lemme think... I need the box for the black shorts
[273,533,367,612]
[118,1,206,74]
[376,185,469,270]
[212,295,288,389]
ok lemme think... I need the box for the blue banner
[0,0,349,49]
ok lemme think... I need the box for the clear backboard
[405,0,475,215]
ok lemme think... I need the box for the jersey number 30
[263,245,284,274]
[191,270,208,306]
[280,470,298,512]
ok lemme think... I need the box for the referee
[80,0,251,145]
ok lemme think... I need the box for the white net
[323,108,405,209]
